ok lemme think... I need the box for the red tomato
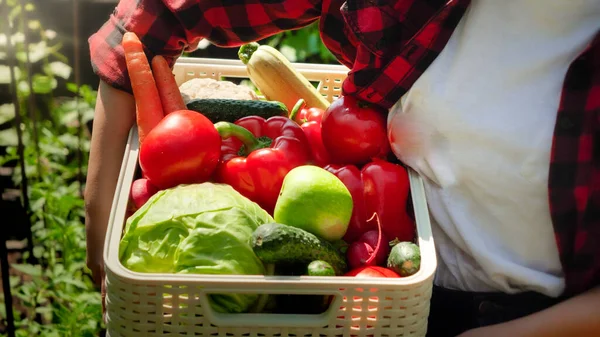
[321,95,390,166]
[342,266,399,331]
[344,266,400,278]
[139,110,222,189]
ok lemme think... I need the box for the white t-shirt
[388,0,600,297]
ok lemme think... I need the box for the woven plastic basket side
[104,58,437,337]
[105,270,433,337]
[172,57,348,102]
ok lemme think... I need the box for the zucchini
[238,42,331,112]
[186,98,288,123]
[251,223,347,276]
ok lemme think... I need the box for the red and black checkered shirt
[89,0,600,297]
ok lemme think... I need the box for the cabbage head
[119,182,274,313]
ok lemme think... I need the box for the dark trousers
[426,286,563,337]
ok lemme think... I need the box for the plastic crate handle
[198,287,344,328]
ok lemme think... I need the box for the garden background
[0,1,337,335]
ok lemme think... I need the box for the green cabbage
[119,182,274,313]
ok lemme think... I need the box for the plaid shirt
[89,0,600,297]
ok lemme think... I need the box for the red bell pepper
[290,99,325,125]
[321,95,390,166]
[289,99,331,167]
[214,116,311,214]
[325,158,414,243]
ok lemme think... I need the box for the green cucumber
[186,98,288,123]
[387,241,421,277]
[251,223,347,275]
[307,260,335,277]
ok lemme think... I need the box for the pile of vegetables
[119,33,421,315]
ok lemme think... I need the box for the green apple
[274,165,353,241]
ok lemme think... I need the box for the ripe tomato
[342,266,399,328]
[139,110,222,189]
[344,266,400,278]
[321,95,390,166]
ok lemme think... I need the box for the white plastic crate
[104,57,437,337]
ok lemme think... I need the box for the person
[86,1,600,336]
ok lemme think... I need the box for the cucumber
[251,223,347,275]
[307,260,335,277]
[186,98,288,123]
[387,241,421,277]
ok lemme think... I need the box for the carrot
[151,55,186,114]
[122,32,164,144]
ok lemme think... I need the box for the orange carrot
[122,32,164,144]
[151,55,186,114]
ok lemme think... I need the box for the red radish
[347,241,374,270]
[347,213,388,269]
[360,229,390,265]
[347,230,390,269]
[130,178,159,209]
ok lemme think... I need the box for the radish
[130,178,159,209]
[360,230,390,265]
[346,213,389,269]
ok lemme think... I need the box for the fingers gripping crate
[104,57,438,337]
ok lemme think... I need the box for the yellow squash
[238,42,331,112]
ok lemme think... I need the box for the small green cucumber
[251,223,347,275]
[186,98,288,123]
[387,241,421,277]
[307,260,335,276]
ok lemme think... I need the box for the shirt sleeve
[88,0,322,94]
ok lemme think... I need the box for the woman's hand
[85,80,136,318]
[456,326,501,337]
[456,286,600,337]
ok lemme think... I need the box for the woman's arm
[89,0,322,95]
[84,80,135,285]
[86,0,323,284]
[459,285,600,337]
